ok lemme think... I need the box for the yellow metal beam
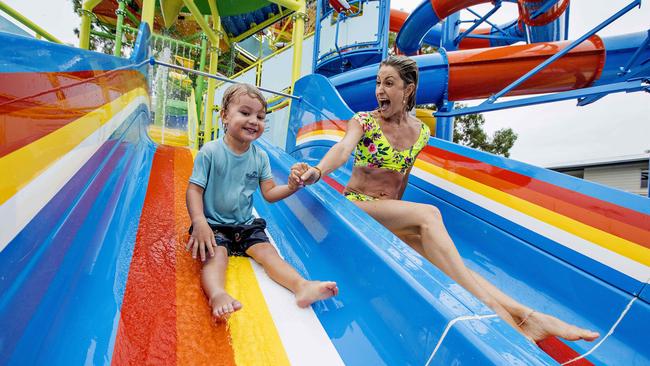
[268,0,301,11]
[203,2,222,142]
[79,0,102,49]
[289,1,306,90]
[141,0,155,27]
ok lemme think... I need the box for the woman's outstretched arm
[299,116,365,184]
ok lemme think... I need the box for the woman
[293,55,599,343]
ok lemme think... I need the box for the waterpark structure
[0,0,649,364]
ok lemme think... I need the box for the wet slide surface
[112,145,343,365]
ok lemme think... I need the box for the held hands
[290,162,321,186]
[186,220,216,261]
[288,164,304,191]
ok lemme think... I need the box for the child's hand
[288,167,304,191]
[290,162,309,188]
[186,220,216,261]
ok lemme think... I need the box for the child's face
[222,93,266,144]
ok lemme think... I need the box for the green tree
[71,0,117,54]
[451,104,518,157]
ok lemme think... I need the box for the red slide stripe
[0,70,147,158]
[418,146,650,247]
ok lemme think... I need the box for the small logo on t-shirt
[245,171,259,180]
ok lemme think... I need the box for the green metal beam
[0,0,63,43]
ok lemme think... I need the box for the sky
[2,0,649,167]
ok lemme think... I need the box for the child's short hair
[221,83,267,112]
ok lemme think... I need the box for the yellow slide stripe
[226,257,291,366]
[0,87,149,205]
[416,160,650,266]
[297,129,345,141]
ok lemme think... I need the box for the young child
[186,83,338,321]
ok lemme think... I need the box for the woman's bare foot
[209,292,243,321]
[520,311,600,342]
[295,281,339,308]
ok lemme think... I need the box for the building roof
[547,154,649,170]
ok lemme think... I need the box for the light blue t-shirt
[189,139,273,225]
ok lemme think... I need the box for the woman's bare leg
[360,200,599,342]
[356,200,520,329]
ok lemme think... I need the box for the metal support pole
[204,13,221,142]
[455,1,501,46]
[141,0,155,27]
[436,12,460,141]
[289,2,307,91]
[114,0,126,56]
[79,0,102,48]
[195,31,208,116]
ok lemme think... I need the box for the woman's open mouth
[379,99,390,112]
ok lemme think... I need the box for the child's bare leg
[202,246,242,320]
[246,243,338,308]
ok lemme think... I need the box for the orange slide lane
[112,145,236,365]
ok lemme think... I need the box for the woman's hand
[290,162,321,186]
[300,166,322,185]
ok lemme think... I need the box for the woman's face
[375,65,413,119]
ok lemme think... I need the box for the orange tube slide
[447,35,606,101]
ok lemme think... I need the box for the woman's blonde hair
[221,83,267,113]
[380,55,419,111]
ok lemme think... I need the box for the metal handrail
[151,58,301,100]
[0,0,62,43]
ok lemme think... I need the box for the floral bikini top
[353,112,430,174]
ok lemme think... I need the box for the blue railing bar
[466,7,509,36]
[463,34,524,42]
[530,0,562,20]
[333,12,344,68]
[455,1,502,45]
[317,41,382,61]
[436,78,649,117]
[483,0,642,105]
[150,58,301,100]
[575,93,608,107]
[618,29,650,76]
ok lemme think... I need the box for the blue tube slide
[396,0,566,55]
[331,31,650,112]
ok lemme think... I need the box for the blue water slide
[285,73,650,365]
[258,138,555,365]
[0,25,155,364]
[330,31,650,112]
[396,0,565,55]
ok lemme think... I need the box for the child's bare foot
[295,281,338,308]
[520,310,600,342]
[209,292,242,321]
